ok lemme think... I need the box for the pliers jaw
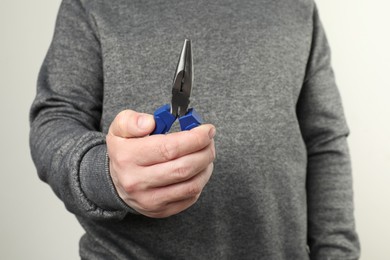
[171,39,193,117]
[151,39,203,135]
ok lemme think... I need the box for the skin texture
[106,110,216,218]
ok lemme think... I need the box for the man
[30,0,360,259]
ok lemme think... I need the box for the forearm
[29,97,130,220]
[29,0,130,220]
[306,135,359,259]
[297,4,360,259]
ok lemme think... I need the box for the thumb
[108,110,155,138]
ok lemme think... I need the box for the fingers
[108,110,155,138]
[140,140,216,188]
[153,163,214,203]
[133,163,214,218]
[133,124,216,165]
[110,140,215,193]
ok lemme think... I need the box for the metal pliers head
[171,39,193,117]
[152,39,203,135]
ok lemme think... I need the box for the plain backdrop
[1,1,389,259]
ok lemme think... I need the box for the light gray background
[1,0,389,259]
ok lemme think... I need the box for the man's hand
[106,110,216,218]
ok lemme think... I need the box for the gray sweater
[30,0,360,259]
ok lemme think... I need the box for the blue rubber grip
[151,104,176,135]
[179,108,203,131]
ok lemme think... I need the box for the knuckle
[139,191,162,213]
[157,141,177,161]
[186,182,202,197]
[121,178,139,194]
[110,153,133,174]
[171,162,191,181]
[113,150,128,166]
[159,143,171,161]
[190,130,205,150]
[137,197,152,212]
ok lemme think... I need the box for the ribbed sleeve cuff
[79,144,136,213]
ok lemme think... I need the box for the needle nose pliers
[151,39,202,135]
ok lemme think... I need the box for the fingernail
[208,127,216,139]
[137,115,151,130]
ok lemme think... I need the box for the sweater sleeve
[296,5,360,260]
[29,0,132,220]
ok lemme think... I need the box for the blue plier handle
[151,39,203,135]
[152,104,202,134]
